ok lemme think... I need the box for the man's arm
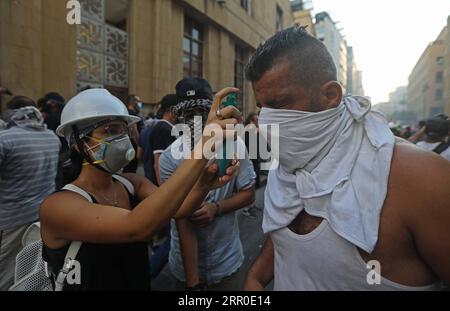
[177,188,255,285]
[152,124,176,186]
[408,127,426,144]
[405,154,450,283]
[176,219,200,288]
[190,152,256,227]
[154,152,162,186]
[244,235,275,291]
[190,187,255,228]
[136,146,143,162]
[130,123,139,145]
[394,140,450,283]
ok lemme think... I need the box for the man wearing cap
[123,94,145,174]
[158,78,256,290]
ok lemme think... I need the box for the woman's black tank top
[42,180,151,291]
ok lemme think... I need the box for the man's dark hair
[245,25,337,89]
[160,94,178,114]
[44,92,65,104]
[128,94,138,104]
[425,114,449,140]
[6,96,37,110]
[37,98,47,110]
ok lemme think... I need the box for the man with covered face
[158,78,256,290]
[244,26,450,290]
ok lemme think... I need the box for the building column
[0,0,43,102]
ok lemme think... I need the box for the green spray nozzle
[223,93,238,107]
[216,93,238,177]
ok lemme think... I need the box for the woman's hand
[203,87,242,141]
[197,159,240,191]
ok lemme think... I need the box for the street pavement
[151,184,268,291]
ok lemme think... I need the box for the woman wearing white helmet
[39,87,240,291]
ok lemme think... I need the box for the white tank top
[272,220,441,291]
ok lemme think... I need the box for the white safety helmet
[56,89,141,146]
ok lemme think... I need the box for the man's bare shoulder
[388,138,450,212]
[392,138,450,175]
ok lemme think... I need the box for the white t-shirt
[416,141,450,162]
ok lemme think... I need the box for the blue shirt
[0,126,61,230]
[139,120,175,185]
[159,137,256,284]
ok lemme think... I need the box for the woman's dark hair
[61,148,84,185]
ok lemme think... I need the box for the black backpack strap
[432,141,450,154]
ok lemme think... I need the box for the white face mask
[85,133,136,173]
[258,104,346,174]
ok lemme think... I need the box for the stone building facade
[0,0,294,116]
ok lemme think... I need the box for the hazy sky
[310,0,450,104]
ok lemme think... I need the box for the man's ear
[318,81,343,110]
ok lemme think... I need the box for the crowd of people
[0,76,260,291]
[0,26,449,292]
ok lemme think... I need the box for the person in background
[146,112,156,121]
[141,94,178,186]
[413,115,450,161]
[0,86,14,130]
[139,94,178,279]
[42,92,65,132]
[0,96,60,290]
[123,94,144,173]
[39,92,69,190]
[408,120,427,143]
[159,78,256,291]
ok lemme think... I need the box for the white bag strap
[53,180,133,290]
[112,175,135,196]
[52,184,91,291]
[54,241,82,291]
[21,222,41,247]
[62,184,93,203]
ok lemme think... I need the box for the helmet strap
[72,125,110,174]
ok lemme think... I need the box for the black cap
[176,77,213,102]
